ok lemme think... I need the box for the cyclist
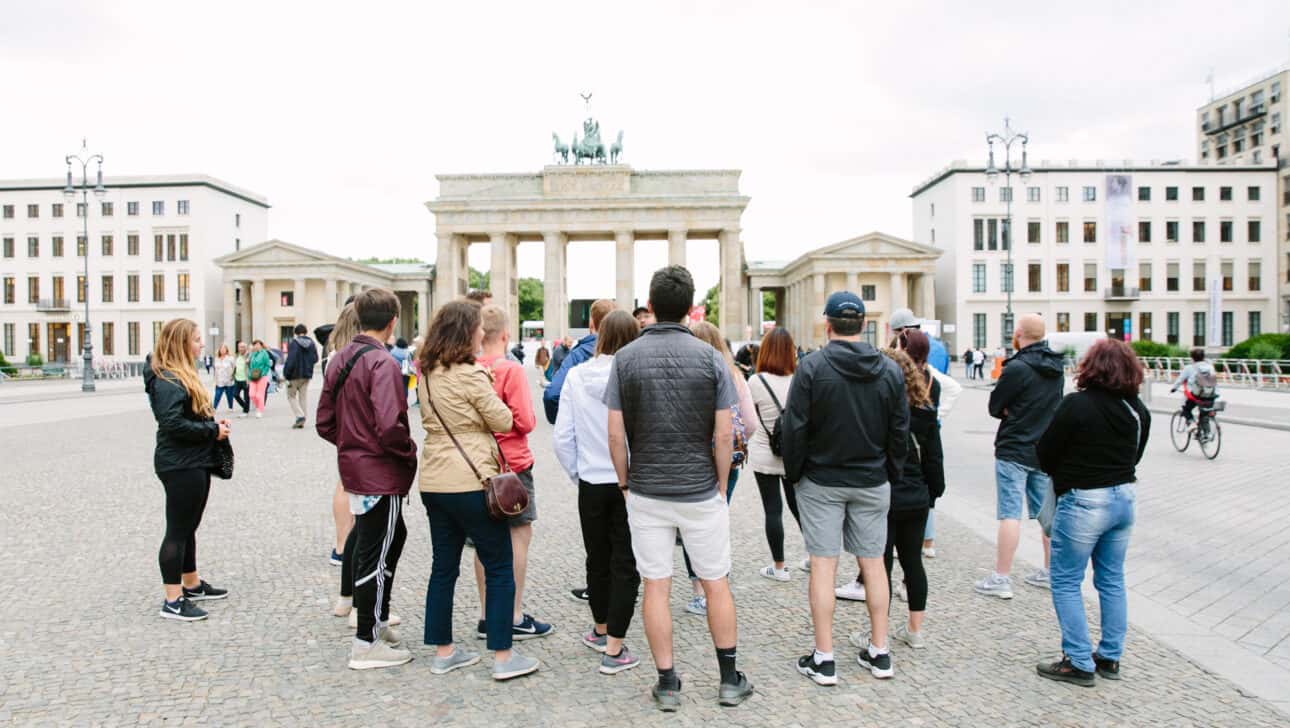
[1169,347,1218,424]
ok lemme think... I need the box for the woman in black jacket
[1035,338,1150,687]
[145,319,231,622]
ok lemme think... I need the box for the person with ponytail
[145,318,231,622]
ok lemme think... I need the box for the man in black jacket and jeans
[780,291,909,684]
[975,313,1065,599]
[284,324,319,429]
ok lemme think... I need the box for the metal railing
[35,298,71,312]
[1104,286,1141,300]
[1138,357,1290,389]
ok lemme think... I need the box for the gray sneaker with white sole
[493,651,540,680]
[973,572,1014,599]
[430,647,480,675]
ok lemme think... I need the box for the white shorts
[626,491,731,581]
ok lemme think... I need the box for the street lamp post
[64,140,105,393]
[985,118,1031,354]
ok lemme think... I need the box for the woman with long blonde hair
[145,318,231,622]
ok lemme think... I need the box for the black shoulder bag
[753,374,786,457]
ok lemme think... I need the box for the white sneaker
[254,411,262,419]
[835,581,866,601]
[348,610,403,628]
[333,596,352,617]
[800,558,812,573]
[685,595,707,616]
[347,639,412,670]
[237,413,248,419]
[759,565,790,583]
[922,546,936,559]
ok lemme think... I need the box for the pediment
[813,232,940,260]
[215,239,341,267]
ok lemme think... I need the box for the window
[28,323,39,358]
[1056,221,1069,243]
[861,285,876,301]
[101,322,114,356]
[973,313,987,349]
[127,234,138,256]
[127,201,139,216]
[1192,186,1205,201]
[1167,262,1180,291]
[1220,186,1233,201]
[1166,186,1179,201]
[179,234,189,261]
[1057,263,1070,292]
[1084,263,1097,292]
[154,235,163,262]
[76,236,86,257]
[972,263,986,293]
[1083,186,1096,202]
[1,238,10,258]
[166,234,176,262]
[3,277,12,304]
[52,236,63,257]
[1083,221,1097,243]
[1221,312,1234,346]
[76,202,85,218]
[1250,311,1262,337]
[1084,312,1098,332]
[177,273,190,303]
[1028,263,1042,292]
[1000,313,1015,348]
[235,238,241,250]
[235,212,241,227]
[1027,187,1040,202]
[1139,262,1152,292]
[101,202,113,217]
[973,220,985,251]
[127,274,139,302]
[1166,220,1179,243]
[1249,186,1261,201]
[1140,312,1153,341]
[76,275,86,303]
[279,290,295,307]
[1192,220,1205,243]
[1220,220,1233,243]
[27,276,39,303]
[1167,312,1180,344]
[1138,221,1151,243]
[2,204,12,218]
[1221,261,1233,291]
[26,203,38,218]
[2,323,12,355]
[1056,186,1070,202]
[1274,112,1283,133]
[1001,263,1014,293]
[971,187,985,202]
[930,229,935,244]
[1248,219,1261,243]
[101,235,113,256]
[151,201,164,216]
[987,219,998,250]
[1027,220,1041,244]
[128,321,141,356]
[1056,312,1070,332]
[1249,260,1261,291]
[27,236,38,257]
[1137,186,1151,201]
[52,203,63,218]
[101,275,114,303]
[1193,261,1206,291]
[177,200,190,215]
[152,273,165,302]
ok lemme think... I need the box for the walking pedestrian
[284,324,319,429]
[973,348,986,380]
[232,341,251,418]
[1034,338,1149,687]
[963,348,975,379]
[390,337,412,399]
[211,344,243,414]
[975,314,1064,599]
[416,301,539,681]
[606,265,754,710]
[747,327,802,580]
[316,289,418,670]
[553,309,643,674]
[146,318,231,622]
[534,345,550,384]
[246,340,273,418]
[780,290,908,685]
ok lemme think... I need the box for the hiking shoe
[599,645,641,674]
[159,597,207,622]
[974,572,1014,599]
[349,610,402,628]
[718,671,754,706]
[333,596,352,618]
[835,581,866,601]
[1036,656,1095,687]
[492,651,540,680]
[582,628,608,653]
[348,640,412,670]
[652,679,682,712]
[292,417,305,429]
[1093,654,1121,680]
[430,646,480,675]
[512,613,554,640]
[182,580,228,602]
[796,653,838,686]
[569,587,590,602]
[1024,568,1052,589]
[685,595,707,616]
[893,624,925,649]
[329,549,343,566]
[857,645,894,679]
[759,565,790,582]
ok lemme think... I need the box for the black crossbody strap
[754,374,785,428]
[333,345,379,393]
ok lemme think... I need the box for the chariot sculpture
[551,93,622,165]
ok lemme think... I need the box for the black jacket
[1037,387,1151,496]
[284,335,319,380]
[988,341,1065,468]
[144,359,219,474]
[890,404,945,512]
[781,340,909,488]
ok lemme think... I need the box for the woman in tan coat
[416,301,538,681]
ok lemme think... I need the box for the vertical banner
[1104,174,1135,271]
[1208,277,1222,347]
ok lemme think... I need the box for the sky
[3,1,1290,301]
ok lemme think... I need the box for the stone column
[773,288,784,327]
[718,228,745,340]
[919,273,936,320]
[434,233,460,313]
[615,230,635,311]
[543,231,568,342]
[747,285,762,336]
[222,280,237,352]
[846,271,859,293]
[250,278,267,343]
[238,281,252,343]
[416,281,431,341]
[813,273,827,346]
[489,233,519,339]
[348,281,361,301]
[293,278,307,328]
[323,278,338,323]
[667,228,687,269]
[889,272,907,316]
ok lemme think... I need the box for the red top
[478,353,536,472]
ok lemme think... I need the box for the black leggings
[753,471,801,563]
[158,468,211,585]
[883,508,929,612]
[339,527,357,598]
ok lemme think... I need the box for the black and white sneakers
[159,598,208,622]
[857,645,894,679]
[796,654,838,686]
[182,580,229,601]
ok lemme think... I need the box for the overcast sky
[4,1,1290,301]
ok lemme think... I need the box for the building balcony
[1104,286,1140,301]
[1204,107,1268,136]
[36,298,71,312]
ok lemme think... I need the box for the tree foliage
[1223,333,1290,360]
[703,284,720,325]
[354,256,423,264]
[518,278,543,322]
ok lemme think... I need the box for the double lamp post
[64,141,105,393]
[985,118,1031,354]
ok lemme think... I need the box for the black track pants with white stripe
[352,495,407,643]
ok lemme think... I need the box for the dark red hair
[1076,339,1143,398]
[756,327,797,376]
[901,329,930,367]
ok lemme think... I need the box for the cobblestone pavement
[1,373,1286,726]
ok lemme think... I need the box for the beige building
[213,239,433,350]
[747,232,940,348]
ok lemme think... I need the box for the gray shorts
[796,478,890,559]
[507,467,537,526]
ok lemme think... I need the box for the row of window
[1,200,190,220]
[968,184,1263,204]
[1,233,190,261]
[970,260,1262,295]
[971,310,1261,349]
[1203,82,1279,129]
[2,272,191,305]
[972,217,1262,250]
[2,320,167,359]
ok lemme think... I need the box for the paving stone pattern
[0,375,1284,726]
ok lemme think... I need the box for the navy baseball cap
[824,291,865,318]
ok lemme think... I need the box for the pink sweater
[479,354,536,472]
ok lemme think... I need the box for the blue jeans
[421,491,515,651]
[995,459,1049,520]
[924,509,935,540]
[1049,484,1135,673]
[213,385,237,410]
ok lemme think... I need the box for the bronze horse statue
[610,130,623,164]
[551,132,569,163]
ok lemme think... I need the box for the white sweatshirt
[552,354,619,485]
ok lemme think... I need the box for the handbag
[210,436,234,480]
[421,374,528,520]
[753,374,785,457]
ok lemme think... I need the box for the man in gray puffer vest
[605,265,754,712]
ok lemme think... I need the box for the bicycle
[1170,399,1224,460]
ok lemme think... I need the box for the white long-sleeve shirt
[552,354,619,485]
[930,367,962,419]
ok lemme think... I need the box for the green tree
[762,291,776,324]
[468,267,490,291]
[518,277,544,322]
[354,256,423,264]
[703,284,720,325]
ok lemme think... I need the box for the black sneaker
[159,597,208,622]
[292,417,305,429]
[652,678,682,712]
[569,587,590,602]
[182,580,228,602]
[717,671,754,706]
[1093,654,1121,680]
[857,646,894,679]
[475,620,486,639]
[1036,656,1095,687]
[796,654,838,686]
